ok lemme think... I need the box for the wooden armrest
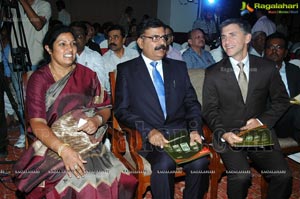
[119,124,146,173]
[202,124,213,144]
[108,124,146,173]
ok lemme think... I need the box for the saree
[13,64,137,199]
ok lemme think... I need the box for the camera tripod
[0,0,33,134]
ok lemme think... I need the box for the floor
[1,128,299,199]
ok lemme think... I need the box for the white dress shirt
[278,61,290,97]
[142,54,164,82]
[76,46,109,91]
[102,46,139,72]
[229,55,250,81]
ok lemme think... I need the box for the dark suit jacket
[202,55,290,149]
[286,62,300,98]
[114,56,202,140]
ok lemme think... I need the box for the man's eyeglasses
[266,45,285,50]
[141,35,168,42]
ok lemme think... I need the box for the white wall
[158,0,199,33]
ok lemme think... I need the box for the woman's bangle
[57,143,70,157]
[95,115,103,126]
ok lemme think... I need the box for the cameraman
[10,0,51,148]
[10,0,51,71]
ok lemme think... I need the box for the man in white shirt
[56,0,71,25]
[103,24,139,73]
[251,10,276,36]
[165,25,183,61]
[70,21,109,92]
[249,31,266,57]
[264,32,300,142]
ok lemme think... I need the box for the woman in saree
[13,25,137,199]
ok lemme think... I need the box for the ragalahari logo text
[240,1,299,15]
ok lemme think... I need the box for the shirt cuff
[256,118,263,126]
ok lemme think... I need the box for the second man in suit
[203,18,292,199]
[115,18,209,199]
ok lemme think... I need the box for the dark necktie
[238,62,248,102]
[150,61,166,118]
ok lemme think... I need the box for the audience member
[125,22,138,46]
[264,32,300,142]
[165,25,183,61]
[102,24,139,89]
[83,21,102,55]
[182,28,215,69]
[49,18,63,30]
[203,18,292,199]
[276,16,289,38]
[115,18,209,199]
[249,31,266,57]
[251,9,276,36]
[70,21,109,92]
[213,5,226,29]
[13,25,137,198]
[193,9,218,46]
[92,22,106,44]
[56,0,71,25]
[119,6,134,35]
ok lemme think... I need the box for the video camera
[11,47,29,71]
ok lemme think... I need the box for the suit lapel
[285,63,293,97]
[162,59,172,117]
[222,58,245,102]
[247,56,260,104]
[136,57,165,119]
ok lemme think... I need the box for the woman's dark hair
[42,25,75,63]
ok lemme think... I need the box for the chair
[21,71,34,149]
[108,71,186,199]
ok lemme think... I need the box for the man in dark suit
[264,32,300,142]
[115,18,209,199]
[203,18,292,199]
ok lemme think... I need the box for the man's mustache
[154,45,166,51]
[109,43,117,47]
